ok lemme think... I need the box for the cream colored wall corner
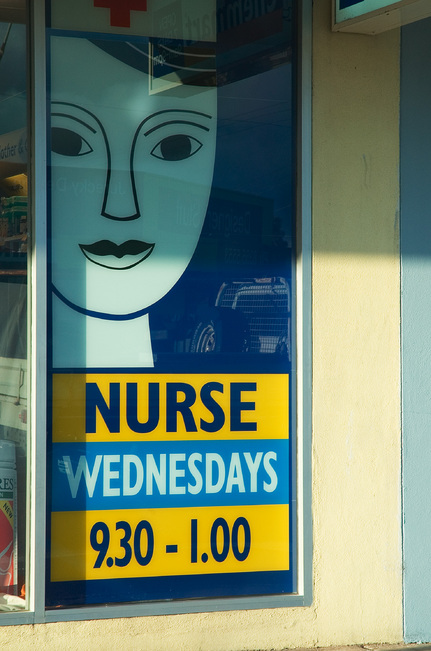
[311,0,402,644]
[0,1,402,648]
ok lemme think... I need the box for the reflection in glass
[0,16,28,612]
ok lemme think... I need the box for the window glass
[46,0,295,609]
[0,7,29,613]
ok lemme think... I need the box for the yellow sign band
[51,503,289,581]
[53,373,289,442]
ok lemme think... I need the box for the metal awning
[333,0,431,34]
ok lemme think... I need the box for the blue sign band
[52,439,289,511]
[46,570,294,607]
[339,0,365,9]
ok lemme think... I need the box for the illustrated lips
[79,240,155,270]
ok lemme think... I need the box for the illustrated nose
[101,165,140,221]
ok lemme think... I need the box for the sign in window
[46,0,296,609]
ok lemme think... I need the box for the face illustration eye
[150,134,202,161]
[51,126,93,156]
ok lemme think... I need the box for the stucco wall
[312,0,402,645]
[0,1,403,648]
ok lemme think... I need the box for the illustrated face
[50,37,217,318]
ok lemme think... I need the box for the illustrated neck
[52,294,154,369]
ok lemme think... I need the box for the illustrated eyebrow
[144,120,210,137]
[139,109,211,134]
[51,113,97,134]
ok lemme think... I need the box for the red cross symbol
[94,0,148,28]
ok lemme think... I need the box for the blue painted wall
[402,16,431,643]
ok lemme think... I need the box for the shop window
[0,3,29,614]
[2,0,312,621]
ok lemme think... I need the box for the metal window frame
[0,0,312,624]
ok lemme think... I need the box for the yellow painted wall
[0,1,403,648]
[311,0,402,644]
